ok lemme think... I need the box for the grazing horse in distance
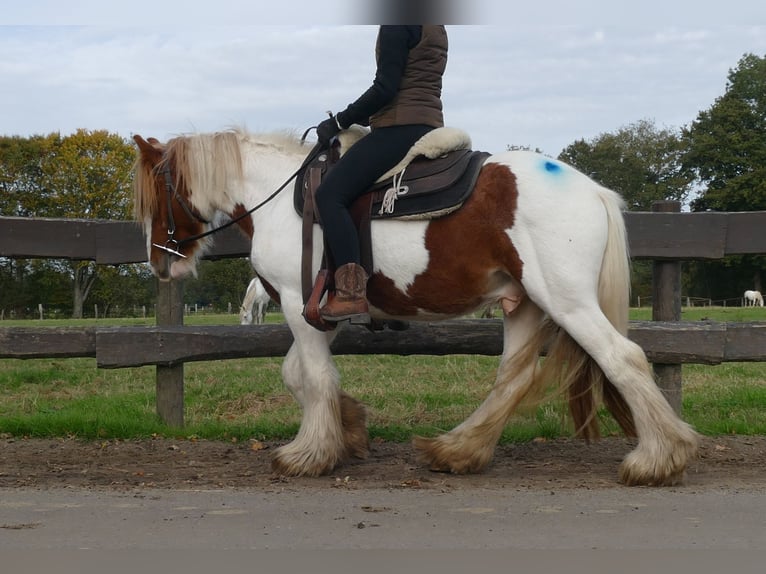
[132,126,699,485]
[240,276,271,324]
[744,290,764,307]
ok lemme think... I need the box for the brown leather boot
[320,263,371,324]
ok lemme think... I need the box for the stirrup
[319,308,371,325]
[302,269,336,332]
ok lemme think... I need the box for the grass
[1,307,765,442]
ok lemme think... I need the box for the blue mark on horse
[542,160,563,175]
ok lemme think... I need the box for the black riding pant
[315,124,433,267]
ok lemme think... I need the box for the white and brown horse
[133,127,698,485]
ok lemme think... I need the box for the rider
[314,25,448,324]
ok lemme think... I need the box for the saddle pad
[294,145,490,221]
[369,150,490,220]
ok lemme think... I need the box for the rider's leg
[315,124,433,322]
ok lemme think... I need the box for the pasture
[1,307,765,442]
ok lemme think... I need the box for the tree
[0,135,54,217]
[685,53,766,212]
[559,119,694,210]
[184,259,255,312]
[33,130,135,318]
[684,53,766,297]
[90,264,156,318]
[0,135,57,316]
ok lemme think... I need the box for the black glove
[316,116,341,147]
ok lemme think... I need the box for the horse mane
[133,127,311,221]
[133,149,159,222]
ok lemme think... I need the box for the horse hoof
[412,435,493,474]
[619,463,686,487]
[270,445,338,477]
[617,434,698,486]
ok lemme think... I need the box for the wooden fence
[2,202,766,425]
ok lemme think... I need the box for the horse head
[133,134,211,281]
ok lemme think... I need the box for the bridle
[152,126,324,259]
[153,164,210,258]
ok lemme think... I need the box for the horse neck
[241,143,304,227]
[182,132,304,220]
[242,279,261,308]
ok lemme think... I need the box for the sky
[2,2,766,158]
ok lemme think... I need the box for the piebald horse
[133,127,699,485]
[240,276,271,324]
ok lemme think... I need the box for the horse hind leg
[554,309,699,485]
[414,299,548,473]
[542,327,636,442]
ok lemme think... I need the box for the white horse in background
[240,277,271,324]
[744,290,764,307]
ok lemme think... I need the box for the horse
[132,127,699,485]
[744,290,764,307]
[240,276,271,325]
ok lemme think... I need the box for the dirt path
[2,435,764,491]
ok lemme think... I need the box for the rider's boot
[319,262,371,324]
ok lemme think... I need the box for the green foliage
[0,130,138,318]
[685,53,766,212]
[558,118,694,210]
[89,264,157,317]
[184,259,255,311]
[37,129,136,220]
[682,53,766,300]
[0,135,53,217]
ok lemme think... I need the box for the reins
[153,126,322,258]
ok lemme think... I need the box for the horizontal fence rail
[3,320,766,366]
[3,211,766,262]
[2,208,766,425]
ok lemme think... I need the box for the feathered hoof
[340,391,370,460]
[619,461,687,486]
[270,444,340,477]
[412,435,494,474]
[618,432,700,486]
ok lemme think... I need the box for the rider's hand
[316,116,341,148]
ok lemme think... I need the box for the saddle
[294,127,490,331]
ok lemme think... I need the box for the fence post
[651,200,683,413]
[155,279,185,427]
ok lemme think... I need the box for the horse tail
[596,187,630,336]
[541,187,637,440]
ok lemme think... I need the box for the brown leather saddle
[294,139,490,331]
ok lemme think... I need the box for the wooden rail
[4,210,766,263]
[3,320,766,366]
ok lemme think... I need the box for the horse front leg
[271,314,368,477]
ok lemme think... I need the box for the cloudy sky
[2,1,766,157]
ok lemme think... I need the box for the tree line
[1,53,764,318]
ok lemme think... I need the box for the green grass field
[1,307,764,442]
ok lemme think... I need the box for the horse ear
[134,134,162,159]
